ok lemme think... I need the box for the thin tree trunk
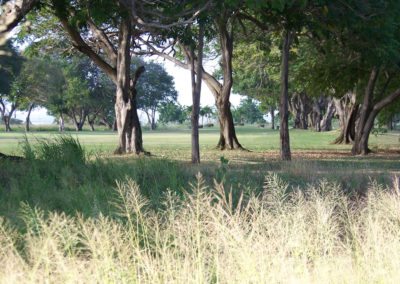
[279,30,292,161]
[25,103,34,132]
[59,114,65,132]
[387,115,393,130]
[190,24,204,164]
[270,105,275,130]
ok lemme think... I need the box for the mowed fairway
[1,126,399,161]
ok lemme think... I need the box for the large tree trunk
[289,92,311,129]
[352,68,379,155]
[310,97,323,132]
[320,97,336,131]
[215,18,243,150]
[279,30,292,161]
[25,103,34,132]
[216,97,243,150]
[113,19,146,155]
[189,24,204,164]
[333,93,358,144]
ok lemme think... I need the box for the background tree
[158,101,186,125]
[0,40,24,131]
[232,98,265,124]
[135,60,178,130]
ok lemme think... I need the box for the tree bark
[25,103,34,132]
[352,69,400,155]
[3,105,16,132]
[87,116,95,131]
[3,115,11,132]
[59,114,65,132]
[0,0,38,45]
[320,97,336,131]
[190,24,204,163]
[279,30,292,161]
[114,20,146,155]
[289,92,311,129]
[270,105,275,130]
[333,93,358,144]
[352,67,379,155]
[214,18,243,150]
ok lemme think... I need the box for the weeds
[0,174,399,283]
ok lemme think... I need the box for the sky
[15,59,243,125]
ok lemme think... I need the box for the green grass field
[1,125,399,157]
[1,125,400,283]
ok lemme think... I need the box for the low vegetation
[0,134,399,282]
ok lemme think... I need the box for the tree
[158,102,186,124]
[135,60,178,130]
[200,105,214,125]
[21,1,146,153]
[0,40,24,131]
[297,1,400,155]
[141,1,247,150]
[232,98,265,124]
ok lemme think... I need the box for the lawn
[1,125,399,158]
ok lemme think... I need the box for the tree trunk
[214,19,243,150]
[216,98,243,150]
[3,105,16,132]
[289,92,311,129]
[112,118,117,131]
[279,30,292,161]
[59,114,65,132]
[144,111,153,130]
[150,118,156,130]
[352,68,379,155]
[87,117,95,131]
[270,105,275,130]
[333,93,358,144]
[25,103,34,132]
[189,24,204,164]
[387,116,393,131]
[113,19,146,155]
[310,97,323,132]
[320,97,336,131]
[3,115,11,132]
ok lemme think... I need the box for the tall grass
[1,174,400,283]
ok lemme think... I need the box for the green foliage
[0,40,24,95]
[232,98,265,124]
[133,59,178,126]
[158,101,186,124]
